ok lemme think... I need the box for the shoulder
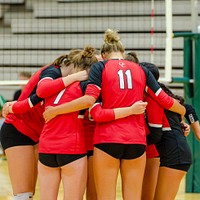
[40,65,61,79]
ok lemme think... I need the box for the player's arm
[8,94,43,114]
[184,104,200,141]
[89,101,147,122]
[145,96,164,145]
[5,66,60,115]
[43,62,104,122]
[7,68,88,115]
[142,66,185,117]
[37,69,88,98]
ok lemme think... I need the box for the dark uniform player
[184,104,200,141]
[139,62,192,200]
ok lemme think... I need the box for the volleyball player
[88,61,192,200]
[42,29,186,200]
[84,50,102,200]
[138,62,192,200]
[184,104,200,141]
[125,50,161,200]
[37,46,98,200]
[0,50,87,200]
[88,67,190,200]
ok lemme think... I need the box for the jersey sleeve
[36,66,65,98]
[146,87,174,110]
[141,66,174,110]
[184,104,199,124]
[89,103,115,122]
[85,61,105,99]
[12,94,43,114]
[146,95,164,145]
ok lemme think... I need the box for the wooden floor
[1,156,200,200]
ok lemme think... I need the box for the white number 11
[117,69,133,89]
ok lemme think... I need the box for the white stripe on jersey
[148,123,162,128]
[37,77,53,86]
[88,84,101,91]
[155,88,162,96]
[54,89,66,104]
[145,86,162,97]
[162,127,172,131]
[28,97,33,108]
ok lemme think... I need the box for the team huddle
[0,29,200,200]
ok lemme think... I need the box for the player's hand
[181,122,190,137]
[2,101,16,117]
[43,106,57,122]
[72,70,88,81]
[130,100,148,115]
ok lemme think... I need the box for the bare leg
[142,157,160,200]
[86,155,97,200]
[5,145,37,195]
[62,156,87,200]
[33,144,38,195]
[93,147,120,200]
[154,166,186,200]
[38,161,61,200]
[120,152,146,200]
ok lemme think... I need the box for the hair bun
[104,29,120,44]
[82,46,95,58]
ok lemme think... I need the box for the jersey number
[117,69,133,89]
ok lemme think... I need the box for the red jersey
[146,145,159,158]
[5,66,47,141]
[39,82,87,154]
[5,65,64,142]
[85,60,174,145]
[146,94,171,134]
[145,93,171,159]
[83,110,95,151]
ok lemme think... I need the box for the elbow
[169,100,186,116]
[36,87,48,98]
[36,90,43,98]
[36,86,45,98]
[84,95,96,108]
[91,115,102,123]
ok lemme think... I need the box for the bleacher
[0,0,199,100]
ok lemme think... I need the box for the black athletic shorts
[94,143,146,159]
[164,164,191,172]
[0,122,38,150]
[156,130,192,172]
[39,153,87,168]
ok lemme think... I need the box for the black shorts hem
[39,153,87,168]
[0,123,38,150]
[94,143,146,159]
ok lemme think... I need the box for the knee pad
[13,192,33,200]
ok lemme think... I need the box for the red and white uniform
[83,110,95,151]
[39,82,87,154]
[86,59,174,145]
[5,65,65,142]
[145,93,171,158]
